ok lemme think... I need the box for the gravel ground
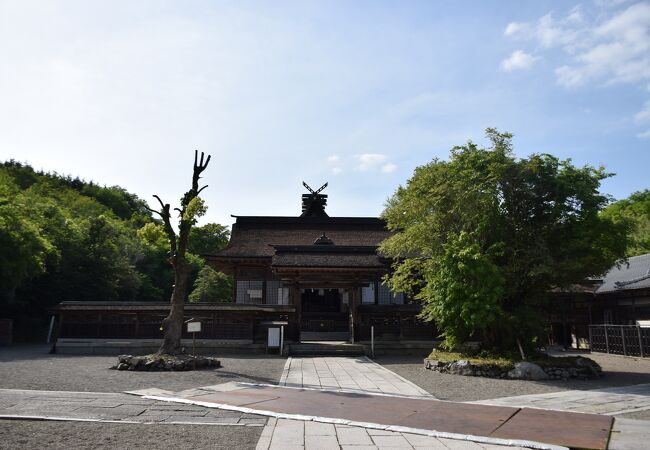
[0,345,286,393]
[376,351,650,402]
[0,419,262,450]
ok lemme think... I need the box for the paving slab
[280,356,433,398]
[475,383,650,416]
[0,388,267,426]
[608,418,650,450]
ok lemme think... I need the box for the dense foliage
[0,161,233,333]
[380,129,629,354]
[602,190,650,257]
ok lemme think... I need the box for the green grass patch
[427,350,515,370]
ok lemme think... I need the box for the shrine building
[52,183,436,355]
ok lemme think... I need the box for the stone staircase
[299,331,350,341]
[289,341,365,356]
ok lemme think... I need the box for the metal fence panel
[589,325,650,357]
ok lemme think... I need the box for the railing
[60,310,298,343]
[589,324,650,357]
[358,313,437,341]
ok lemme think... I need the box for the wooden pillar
[49,312,64,354]
[291,282,301,342]
[350,285,360,343]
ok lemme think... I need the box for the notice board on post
[267,327,280,348]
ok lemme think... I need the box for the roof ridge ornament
[614,269,650,289]
[313,232,334,245]
[301,181,329,217]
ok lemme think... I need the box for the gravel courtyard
[3,345,650,448]
[0,345,282,450]
[0,345,286,392]
[376,351,650,402]
[0,420,262,450]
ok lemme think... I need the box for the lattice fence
[589,325,650,357]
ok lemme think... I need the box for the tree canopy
[0,161,232,334]
[601,190,650,257]
[380,129,629,354]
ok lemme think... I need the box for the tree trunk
[158,257,192,355]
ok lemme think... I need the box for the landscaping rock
[424,354,601,381]
[112,354,221,372]
[507,362,549,380]
[576,357,602,377]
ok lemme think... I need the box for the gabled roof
[595,253,650,294]
[210,216,391,259]
[271,241,385,268]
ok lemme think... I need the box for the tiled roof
[211,216,391,258]
[272,253,385,268]
[595,253,650,294]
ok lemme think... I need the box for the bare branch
[191,150,211,194]
[197,185,208,195]
[146,195,177,255]
[144,205,164,218]
[152,195,166,210]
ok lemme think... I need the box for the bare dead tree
[145,150,211,355]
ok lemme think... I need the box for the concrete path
[280,356,432,398]
[0,388,266,426]
[474,383,650,416]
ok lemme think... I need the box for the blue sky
[1,1,649,227]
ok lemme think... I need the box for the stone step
[289,342,365,356]
[300,331,351,341]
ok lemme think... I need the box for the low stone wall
[424,357,601,381]
[55,338,265,355]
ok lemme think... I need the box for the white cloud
[505,3,650,87]
[637,129,650,139]
[501,50,537,72]
[634,100,650,123]
[332,167,342,175]
[505,2,650,136]
[355,153,388,171]
[381,163,397,173]
[504,22,527,36]
[594,0,630,8]
[327,154,340,163]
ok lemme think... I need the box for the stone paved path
[0,388,266,426]
[280,356,432,397]
[474,383,650,416]
[256,417,531,450]
[255,357,526,450]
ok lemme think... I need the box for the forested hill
[602,190,650,257]
[0,161,231,332]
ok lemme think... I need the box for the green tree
[1,162,150,309]
[0,173,55,302]
[602,190,650,256]
[189,223,230,256]
[380,129,629,355]
[189,265,233,303]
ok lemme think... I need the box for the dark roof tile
[212,216,391,258]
